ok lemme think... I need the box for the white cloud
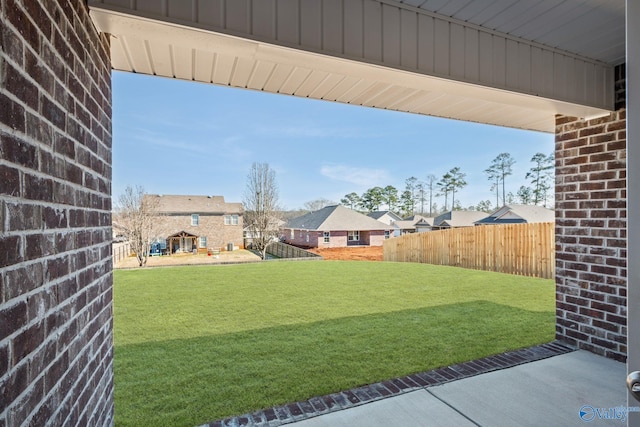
[320,164,390,187]
[120,127,252,159]
[260,125,333,138]
[254,123,382,139]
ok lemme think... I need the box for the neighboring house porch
[166,231,198,254]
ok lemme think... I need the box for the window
[224,214,239,225]
[348,231,359,241]
[323,231,330,243]
[199,236,207,248]
[191,214,199,226]
[306,232,309,243]
[384,230,390,239]
[290,229,294,240]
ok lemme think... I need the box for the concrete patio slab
[287,351,626,427]
[429,350,627,426]
[286,389,476,427]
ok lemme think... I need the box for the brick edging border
[202,341,575,427]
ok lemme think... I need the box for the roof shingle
[146,194,243,214]
[286,205,392,231]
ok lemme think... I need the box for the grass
[113,261,555,427]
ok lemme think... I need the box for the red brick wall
[284,229,389,248]
[284,229,320,248]
[555,65,627,361]
[0,0,114,425]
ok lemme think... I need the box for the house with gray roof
[283,205,393,248]
[432,210,487,230]
[367,210,402,226]
[147,194,244,254]
[415,217,435,232]
[474,204,555,225]
[392,215,435,236]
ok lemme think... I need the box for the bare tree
[243,162,281,260]
[425,174,437,216]
[415,181,426,214]
[113,185,159,267]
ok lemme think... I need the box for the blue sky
[112,71,554,211]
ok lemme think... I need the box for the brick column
[0,1,113,425]
[554,65,627,362]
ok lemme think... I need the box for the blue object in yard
[150,241,167,256]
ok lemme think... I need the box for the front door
[180,237,192,252]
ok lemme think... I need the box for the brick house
[283,205,393,248]
[150,195,244,253]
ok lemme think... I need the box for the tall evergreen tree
[382,185,399,212]
[448,167,467,209]
[485,153,515,207]
[517,185,533,204]
[476,200,493,212]
[404,176,418,215]
[340,192,362,210]
[361,187,385,212]
[437,172,453,211]
[399,190,414,217]
[526,152,554,206]
[485,166,501,208]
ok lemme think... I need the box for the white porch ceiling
[89,0,625,133]
[397,0,625,66]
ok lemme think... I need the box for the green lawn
[113,261,555,427]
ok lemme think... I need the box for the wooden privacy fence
[383,222,555,279]
[266,242,322,260]
[112,242,132,264]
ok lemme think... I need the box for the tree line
[334,152,554,217]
